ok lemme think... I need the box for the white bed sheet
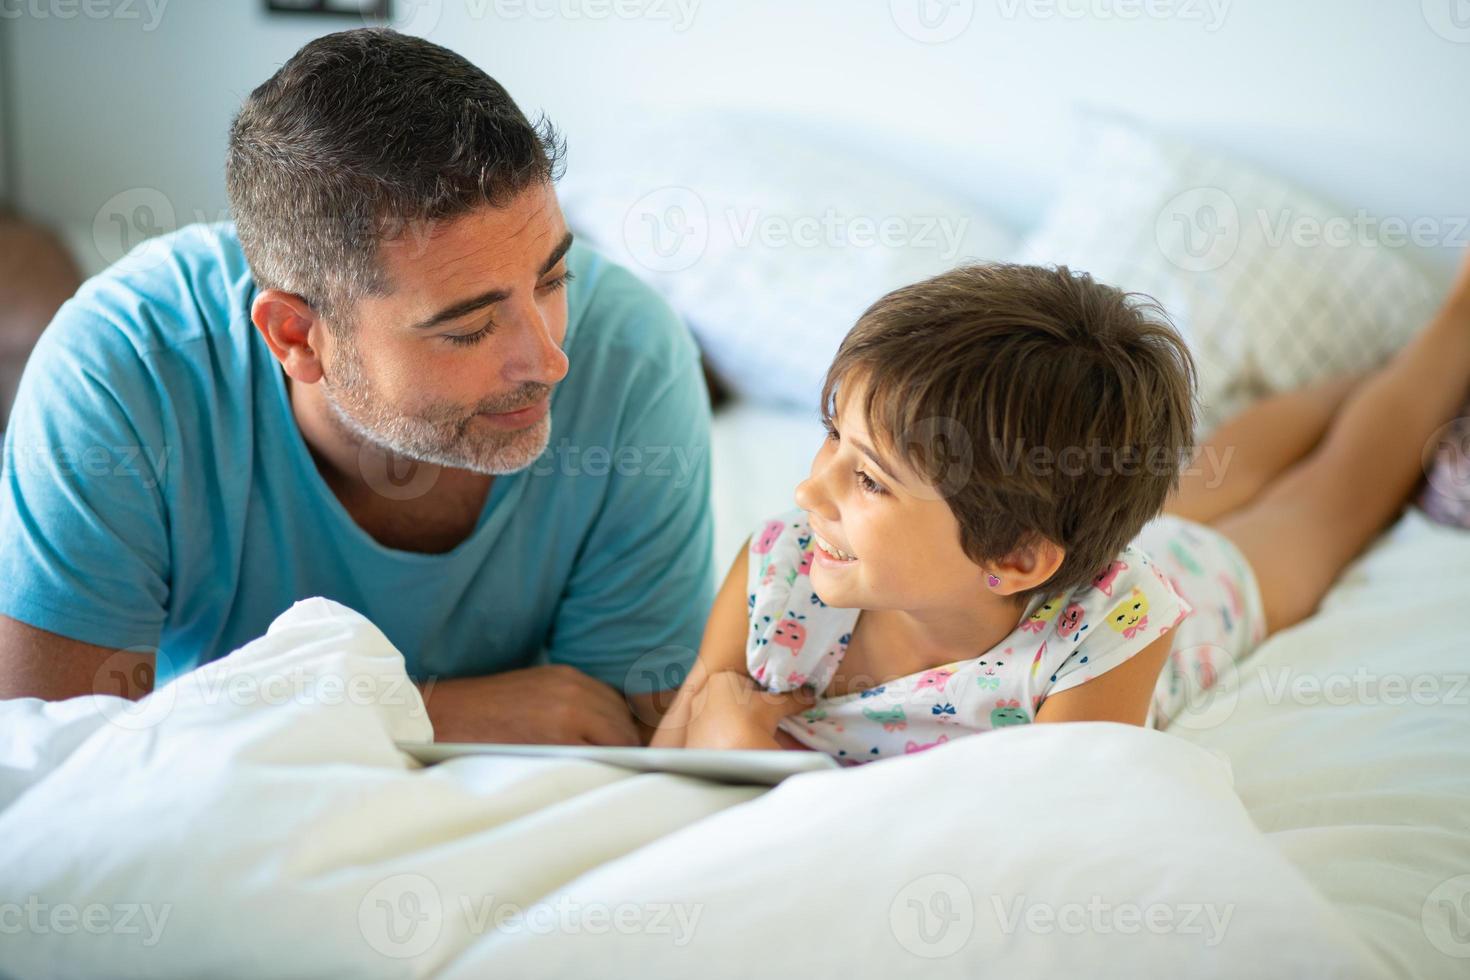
[0,405,1463,977]
[0,597,1376,979]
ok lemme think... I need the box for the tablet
[395,741,842,786]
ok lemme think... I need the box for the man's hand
[415,664,643,746]
[683,670,816,751]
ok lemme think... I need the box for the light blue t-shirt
[0,223,713,693]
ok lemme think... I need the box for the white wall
[6,0,1468,279]
[0,15,12,203]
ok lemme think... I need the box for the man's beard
[318,334,552,476]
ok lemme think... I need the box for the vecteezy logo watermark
[359,873,443,959]
[357,874,703,959]
[621,646,694,727]
[890,873,974,958]
[458,895,702,943]
[467,0,699,30]
[994,0,1230,31]
[0,0,169,30]
[91,190,236,275]
[1158,642,1240,732]
[1257,210,1470,251]
[93,188,177,275]
[91,646,176,732]
[1423,874,1470,958]
[1422,0,1470,43]
[623,187,710,274]
[1423,416,1470,502]
[725,208,972,261]
[621,187,973,274]
[93,654,429,733]
[998,438,1236,486]
[1256,667,1470,709]
[0,898,173,946]
[361,0,441,34]
[1158,187,1470,273]
[5,442,173,491]
[1156,187,1241,273]
[991,894,1235,946]
[358,443,443,502]
[527,439,707,489]
[889,0,975,43]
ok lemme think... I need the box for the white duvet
[3,510,1467,978]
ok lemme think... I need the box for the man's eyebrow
[538,230,575,276]
[408,231,576,331]
[851,437,905,487]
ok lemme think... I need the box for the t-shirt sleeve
[744,511,853,695]
[542,344,715,696]
[744,514,808,692]
[1045,549,1192,698]
[0,308,171,651]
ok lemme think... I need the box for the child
[652,255,1470,763]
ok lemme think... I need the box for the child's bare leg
[1213,259,1470,635]
[1165,373,1363,524]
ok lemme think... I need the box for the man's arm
[0,615,155,701]
[0,305,172,696]
[541,292,716,739]
[628,690,673,744]
[648,542,749,747]
[409,666,643,746]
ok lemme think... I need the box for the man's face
[318,181,573,475]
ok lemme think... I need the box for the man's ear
[989,536,1066,598]
[251,289,326,384]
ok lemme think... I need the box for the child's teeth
[816,532,855,561]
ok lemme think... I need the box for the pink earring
[987,574,1000,588]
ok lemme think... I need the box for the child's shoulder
[745,508,818,607]
[1032,539,1193,695]
[744,509,855,694]
[748,509,812,560]
[1024,540,1190,644]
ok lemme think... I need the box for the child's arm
[651,540,814,749]
[1032,631,1175,726]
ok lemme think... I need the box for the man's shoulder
[563,240,698,371]
[60,221,254,361]
[18,222,261,443]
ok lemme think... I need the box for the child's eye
[856,469,886,495]
[821,418,839,442]
[443,325,491,347]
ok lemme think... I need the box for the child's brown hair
[821,263,1197,604]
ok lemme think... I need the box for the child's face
[794,379,991,612]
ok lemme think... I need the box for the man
[0,29,714,745]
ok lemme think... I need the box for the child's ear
[990,537,1066,596]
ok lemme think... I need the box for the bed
[2,414,1467,979]
[4,113,1467,979]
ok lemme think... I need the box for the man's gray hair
[226,28,564,324]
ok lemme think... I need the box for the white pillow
[1015,115,1439,433]
[560,113,1017,409]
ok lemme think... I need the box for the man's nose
[505,312,569,387]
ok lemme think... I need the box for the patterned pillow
[1015,115,1439,435]
[559,112,1017,409]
